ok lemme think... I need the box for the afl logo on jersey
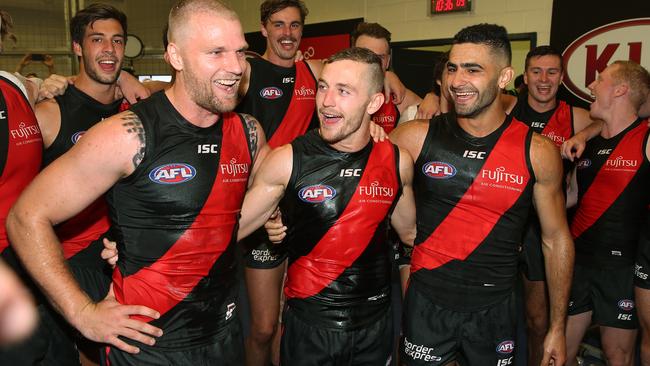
[423,161,457,179]
[618,299,634,311]
[71,131,86,144]
[298,184,336,203]
[496,340,515,354]
[576,159,591,169]
[149,163,196,184]
[260,87,283,100]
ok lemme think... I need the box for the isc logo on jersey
[618,299,634,311]
[496,340,515,354]
[71,131,86,144]
[423,161,457,179]
[149,163,196,184]
[260,87,283,100]
[298,184,336,203]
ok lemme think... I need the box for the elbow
[6,206,27,248]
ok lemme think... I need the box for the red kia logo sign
[562,18,650,102]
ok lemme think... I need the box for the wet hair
[525,45,563,71]
[260,0,308,25]
[168,0,237,44]
[0,9,17,44]
[610,60,650,110]
[453,23,511,65]
[350,22,391,46]
[325,47,384,94]
[70,3,127,45]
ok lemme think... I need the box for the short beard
[454,84,500,118]
[184,69,239,114]
[83,56,121,85]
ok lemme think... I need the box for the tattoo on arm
[243,113,258,159]
[121,112,146,169]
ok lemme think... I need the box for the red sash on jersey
[411,120,531,272]
[285,141,399,299]
[541,100,573,147]
[0,77,42,251]
[372,96,399,134]
[113,113,251,320]
[570,122,649,239]
[267,61,316,148]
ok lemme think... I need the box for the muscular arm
[389,119,430,160]
[572,106,600,133]
[561,119,604,161]
[6,111,161,353]
[241,113,269,182]
[237,144,292,241]
[390,147,416,245]
[396,89,422,114]
[34,97,61,149]
[530,134,575,366]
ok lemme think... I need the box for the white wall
[230,0,553,44]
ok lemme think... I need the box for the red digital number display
[431,0,471,15]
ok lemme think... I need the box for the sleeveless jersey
[44,85,123,261]
[236,58,318,148]
[511,94,574,148]
[106,91,252,349]
[411,114,535,311]
[371,91,400,134]
[571,118,650,268]
[0,75,42,253]
[281,130,401,329]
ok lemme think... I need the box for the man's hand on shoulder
[37,74,72,102]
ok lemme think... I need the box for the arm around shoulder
[34,97,61,149]
[391,147,416,246]
[238,144,292,241]
[389,119,429,161]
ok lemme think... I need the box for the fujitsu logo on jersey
[618,299,634,311]
[577,159,591,169]
[358,180,394,199]
[294,85,315,98]
[423,161,457,179]
[10,121,41,140]
[606,156,638,168]
[220,158,249,182]
[481,167,525,186]
[542,131,565,144]
[298,184,336,203]
[149,163,196,184]
[496,340,515,354]
[373,115,395,124]
[71,131,86,144]
[260,87,283,100]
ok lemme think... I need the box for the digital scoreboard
[431,0,472,15]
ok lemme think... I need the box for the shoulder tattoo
[242,113,258,159]
[121,111,146,169]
